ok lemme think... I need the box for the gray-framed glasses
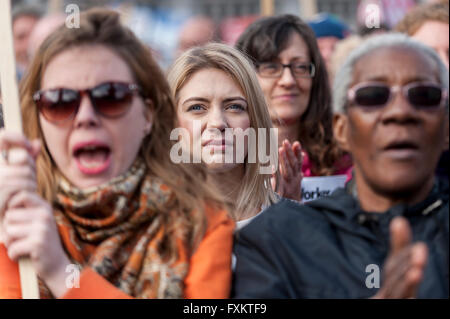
[257,62,315,78]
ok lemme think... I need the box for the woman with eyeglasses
[236,14,352,202]
[233,33,449,298]
[0,9,234,299]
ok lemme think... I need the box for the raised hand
[373,217,428,299]
[0,129,71,298]
[0,130,40,218]
[271,140,303,201]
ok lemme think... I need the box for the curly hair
[396,1,449,35]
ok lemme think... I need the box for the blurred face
[317,36,340,68]
[176,18,215,57]
[256,32,313,125]
[28,14,66,60]
[13,15,39,68]
[177,68,250,172]
[412,21,449,69]
[335,47,449,199]
[39,45,152,189]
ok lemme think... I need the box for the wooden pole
[260,0,274,16]
[0,0,40,299]
[48,0,63,14]
[299,0,318,19]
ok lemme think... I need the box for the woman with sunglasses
[233,33,449,298]
[167,43,278,226]
[236,14,352,201]
[0,9,234,299]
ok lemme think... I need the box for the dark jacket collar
[306,177,448,231]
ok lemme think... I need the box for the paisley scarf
[40,158,193,298]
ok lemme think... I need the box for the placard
[301,175,347,202]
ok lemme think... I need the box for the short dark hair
[0,105,3,128]
[0,84,3,128]
[358,23,390,36]
[235,14,342,176]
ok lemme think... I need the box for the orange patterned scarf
[40,158,193,298]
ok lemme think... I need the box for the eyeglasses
[257,62,315,78]
[33,82,143,123]
[347,82,447,110]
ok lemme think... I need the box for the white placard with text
[301,175,348,202]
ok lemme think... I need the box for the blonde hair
[167,43,278,220]
[396,1,449,36]
[19,9,224,259]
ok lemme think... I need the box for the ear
[143,99,154,134]
[333,113,351,153]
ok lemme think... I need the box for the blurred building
[11,0,421,68]
[14,0,425,29]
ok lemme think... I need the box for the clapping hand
[271,140,303,202]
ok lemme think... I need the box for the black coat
[232,179,449,298]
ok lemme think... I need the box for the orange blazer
[0,208,234,299]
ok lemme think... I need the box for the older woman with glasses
[233,33,449,298]
[236,14,351,201]
[0,9,233,299]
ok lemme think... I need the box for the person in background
[329,21,389,84]
[396,0,449,68]
[396,0,449,179]
[12,4,43,79]
[168,43,278,227]
[175,16,219,57]
[358,23,390,37]
[233,33,449,298]
[0,9,233,299]
[329,35,364,84]
[27,13,66,61]
[236,14,352,201]
[307,13,350,72]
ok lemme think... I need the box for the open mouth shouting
[73,141,112,175]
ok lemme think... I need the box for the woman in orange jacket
[0,9,233,299]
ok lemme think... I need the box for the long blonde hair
[19,9,224,259]
[167,43,278,220]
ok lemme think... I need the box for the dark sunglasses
[347,82,447,110]
[33,82,143,123]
